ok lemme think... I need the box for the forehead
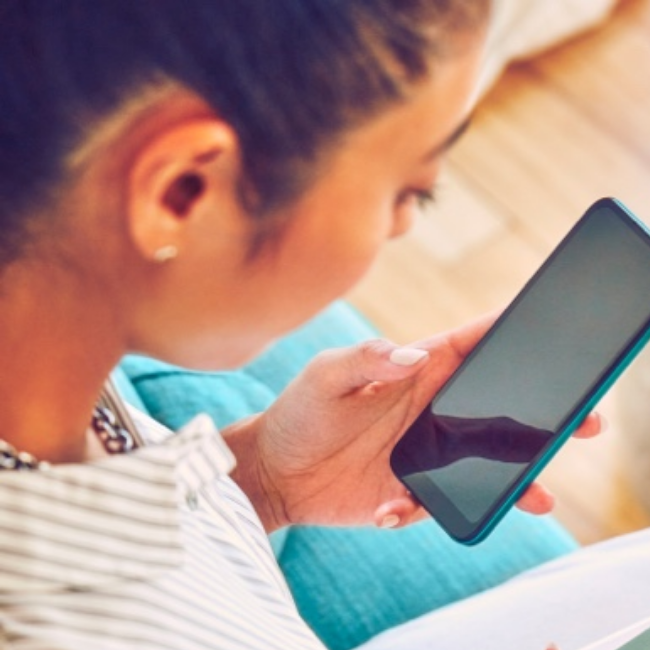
[320,40,484,182]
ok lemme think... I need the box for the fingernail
[389,348,428,366]
[379,514,400,529]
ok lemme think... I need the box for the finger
[516,482,555,515]
[572,411,606,439]
[409,310,498,359]
[443,310,499,359]
[305,339,430,396]
[374,495,428,529]
[379,480,557,528]
[308,311,502,398]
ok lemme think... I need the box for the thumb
[303,339,429,396]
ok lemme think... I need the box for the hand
[225,314,602,532]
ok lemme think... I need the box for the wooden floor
[348,0,650,545]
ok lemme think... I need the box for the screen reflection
[399,408,552,522]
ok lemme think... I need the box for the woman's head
[0,0,488,261]
[0,0,489,367]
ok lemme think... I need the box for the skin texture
[0,26,600,529]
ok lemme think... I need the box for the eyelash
[399,185,439,212]
[412,187,437,209]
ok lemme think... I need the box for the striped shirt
[0,410,325,649]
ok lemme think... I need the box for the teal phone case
[392,197,650,545]
[476,198,650,545]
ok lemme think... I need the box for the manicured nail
[389,348,428,366]
[379,514,400,529]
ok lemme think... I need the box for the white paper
[358,529,650,650]
[579,617,650,650]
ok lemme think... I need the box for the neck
[0,259,125,464]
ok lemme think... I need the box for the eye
[396,185,439,216]
[411,187,438,211]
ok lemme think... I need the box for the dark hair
[0,0,487,264]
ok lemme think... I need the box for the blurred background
[348,0,650,545]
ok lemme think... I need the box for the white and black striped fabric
[0,411,325,649]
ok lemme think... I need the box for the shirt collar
[0,413,235,594]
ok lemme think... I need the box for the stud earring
[153,245,178,263]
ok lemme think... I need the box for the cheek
[390,204,417,239]
[331,226,391,291]
[288,226,383,303]
[309,241,377,293]
[277,195,397,300]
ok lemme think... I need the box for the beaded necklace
[0,380,142,470]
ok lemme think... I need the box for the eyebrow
[422,116,472,162]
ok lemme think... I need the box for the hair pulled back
[0,0,487,264]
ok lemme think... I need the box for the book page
[359,529,650,650]
[581,618,650,650]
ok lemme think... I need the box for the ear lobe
[127,119,236,262]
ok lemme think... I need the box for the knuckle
[303,338,396,386]
[305,348,341,374]
[356,338,394,360]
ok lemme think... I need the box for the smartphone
[390,197,650,545]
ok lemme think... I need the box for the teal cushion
[119,302,378,429]
[118,300,577,650]
[117,361,278,431]
[278,514,576,650]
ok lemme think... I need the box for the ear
[127,118,238,262]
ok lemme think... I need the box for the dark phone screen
[393,203,650,533]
